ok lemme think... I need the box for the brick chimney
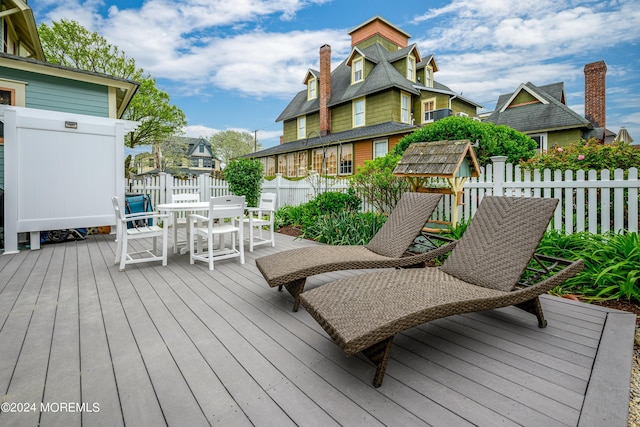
[584,61,607,130]
[319,44,331,136]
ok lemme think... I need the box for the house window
[373,140,388,158]
[424,67,433,88]
[297,151,308,176]
[353,98,365,127]
[407,56,416,82]
[308,77,317,100]
[423,99,436,123]
[198,145,204,153]
[286,153,296,177]
[297,116,306,139]
[530,133,548,153]
[266,157,276,176]
[278,156,287,174]
[401,93,410,124]
[311,147,338,175]
[339,144,353,175]
[352,58,363,83]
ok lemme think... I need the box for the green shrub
[224,158,263,207]
[349,154,410,215]
[536,230,640,303]
[303,211,387,245]
[393,116,537,165]
[274,205,306,229]
[520,139,640,172]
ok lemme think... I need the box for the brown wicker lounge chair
[256,192,448,311]
[300,196,584,387]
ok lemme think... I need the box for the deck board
[0,232,636,427]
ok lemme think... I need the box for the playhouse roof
[393,140,481,179]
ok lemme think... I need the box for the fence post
[199,173,208,200]
[274,173,283,209]
[490,156,507,196]
[159,172,167,205]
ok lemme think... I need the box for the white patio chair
[241,193,277,252]
[189,195,245,270]
[170,193,200,253]
[111,196,169,271]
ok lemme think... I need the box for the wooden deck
[0,231,635,426]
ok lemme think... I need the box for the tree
[349,154,409,215]
[210,130,262,165]
[393,116,537,165]
[38,19,186,148]
[223,159,264,207]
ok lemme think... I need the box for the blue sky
[32,0,640,155]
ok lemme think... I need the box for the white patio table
[157,201,211,254]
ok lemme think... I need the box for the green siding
[306,112,320,136]
[354,35,399,52]
[512,90,537,106]
[283,119,297,142]
[367,91,397,125]
[0,66,109,117]
[451,99,478,117]
[548,129,583,148]
[330,103,352,133]
[282,112,320,143]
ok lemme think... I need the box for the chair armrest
[512,257,584,298]
[189,213,209,222]
[122,212,168,221]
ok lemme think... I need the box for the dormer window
[424,66,433,88]
[407,55,416,82]
[352,58,364,84]
[307,77,317,100]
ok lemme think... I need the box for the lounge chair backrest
[440,196,558,291]
[365,192,442,258]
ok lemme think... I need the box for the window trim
[339,143,353,175]
[422,98,436,124]
[352,57,364,84]
[424,66,433,88]
[297,116,306,140]
[307,77,317,100]
[529,133,548,153]
[373,139,388,159]
[353,98,365,128]
[401,92,410,124]
[407,55,416,82]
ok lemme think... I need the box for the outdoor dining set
[110,192,277,272]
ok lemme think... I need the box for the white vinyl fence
[126,156,639,234]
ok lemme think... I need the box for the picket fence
[126,156,639,234]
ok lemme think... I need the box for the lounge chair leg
[362,337,394,388]
[284,279,306,312]
[516,297,547,328]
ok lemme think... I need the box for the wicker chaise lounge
[300,196,584,387]
[256,192,448,311]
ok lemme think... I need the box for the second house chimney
[319,44,331,136]
[584,60,607,130]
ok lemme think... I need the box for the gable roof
[277,42,430,122]
[486,82,591,133]
[2,0,45,61]
[393,140,481,178]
